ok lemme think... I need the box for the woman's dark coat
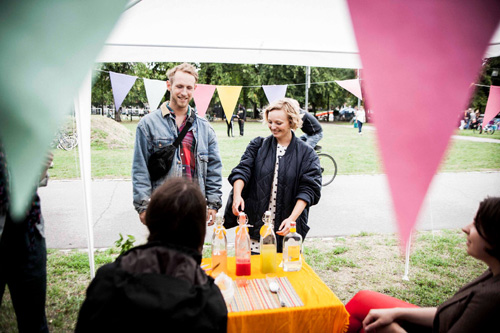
[224,133,322,252]
[76,242,227,333]
[433,269,500,332]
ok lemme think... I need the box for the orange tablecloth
[202,254,349,333]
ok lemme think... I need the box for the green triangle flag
[0,0,128,219]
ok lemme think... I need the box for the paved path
[39,171,500,249]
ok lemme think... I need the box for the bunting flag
[347,0,500,246]
[217,86,242,124]
[335,79,362,100]
[143,78,167,111]
[263,85,288,104]
[193,84,216,117]
[109,72,138,112]
[0,0,127,218]
[483,86,500,127]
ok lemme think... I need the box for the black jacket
[300,111,322,135]
[76,242,227,333]
[224,133,321,252]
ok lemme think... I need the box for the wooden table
[202,254,349,333]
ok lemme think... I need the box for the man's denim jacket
[132,103,223,213]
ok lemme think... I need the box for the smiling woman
[223,98,322,254]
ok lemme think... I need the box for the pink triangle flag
[143,78,167,111]
[193,84,216,117]
[347,0,500,246]
[109,71,138,111]
[263,85,288,104]
[482,86,500,127]
[335,79,362,100]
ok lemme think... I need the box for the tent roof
[96,0,500,68]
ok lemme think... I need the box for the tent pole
[357,69,361,108]
[402,233,411,281]
[305,66,310,111]
[74,72,96,279]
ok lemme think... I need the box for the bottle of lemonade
[283,221,302,271]
[260,211,277,274]
[235,212,251,276]
[211,212,227,276]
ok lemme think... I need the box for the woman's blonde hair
[263,98,303,130]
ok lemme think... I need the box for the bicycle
[473,124,495,135]
[53,131,78,150]
[482,124,496,135]
[314,145,337,186]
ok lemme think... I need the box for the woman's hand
[277,199,308,236]
[232,179,246,216]
[276,218,293,236]
[232,194,245,216]
[363,308,398,332]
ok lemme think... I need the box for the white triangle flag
[335,79,363,100]
[144,78,167,111]
[262,85,288,104]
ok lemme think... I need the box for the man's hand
[139,211,146,225]
[207,208,217,226]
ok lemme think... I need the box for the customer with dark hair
[346,197,500,333]
[76,178,227,333]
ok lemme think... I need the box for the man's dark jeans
[0,216,48,333]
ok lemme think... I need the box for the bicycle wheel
[318,153,337,186]
[486,127,495,135]
[58,135,78,150]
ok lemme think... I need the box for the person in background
[237,104,246,136]
[132,63,223,226]
[224,98,322,253]
[464,108,471,129]
[356,105,366,135]
[0,145,53,333]
[76,178,228,333]
[345,197,500,333]
[299,108,323,150]
[225,113,235,137]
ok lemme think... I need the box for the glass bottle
[211,212,227,276]
[283,221,302,271]
[260,211,277,274]
[235,212,251,276]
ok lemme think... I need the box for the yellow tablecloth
[202,254,349,333]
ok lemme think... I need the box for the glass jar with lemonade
[259,211,277,274]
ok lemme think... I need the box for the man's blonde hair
[263,98,303,130]
[166,63,199,83]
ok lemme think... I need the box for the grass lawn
[0,229,485,332]
[48,118,500,179]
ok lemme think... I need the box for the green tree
[470,56,500,113]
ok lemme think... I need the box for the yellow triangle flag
[217,86,242,124]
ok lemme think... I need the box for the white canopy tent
[77,0,500,277]
[97,0,500,66]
